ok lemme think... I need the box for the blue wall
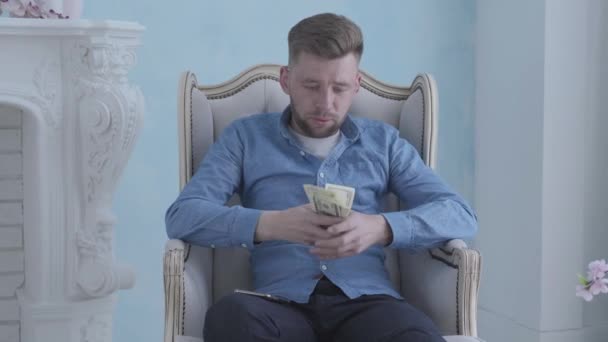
[83,1,475,341]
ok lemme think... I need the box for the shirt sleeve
[381,132,478,250]
[164,122,260,249]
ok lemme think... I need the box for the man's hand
[310,211,393,259]
[255,204,344,245]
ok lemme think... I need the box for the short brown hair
[288,13,364,65]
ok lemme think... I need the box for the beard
[289,99,344,138]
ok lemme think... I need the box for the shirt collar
[279,105,360,142]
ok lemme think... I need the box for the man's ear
[354,71,362,93]
[279,66,290,95]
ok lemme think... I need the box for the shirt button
[300,151,305,156]
[319,172,325,178]
[241,243,247,248]
[321,264,328,271]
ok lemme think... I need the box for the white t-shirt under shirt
[289,127,341,160]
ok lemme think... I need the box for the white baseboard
[479,307,608,342]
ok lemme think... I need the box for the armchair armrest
[399,239,481,337]
[432,239,481,336]
[164,239,214,342]
[164,239,186,342]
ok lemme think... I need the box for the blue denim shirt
[165,109,477,303]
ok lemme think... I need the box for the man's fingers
[312,213,344,227]
[305,226,334,240]
[326,221,352,235]
[314,232,355,248]
[302,203,315,211]
[310,231,369,258]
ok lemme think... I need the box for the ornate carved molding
[33,59,62,128]
[71,40,143,202]
[0,60,61,129]
[81,43,138,84]
[75,210,135,297]
[1,19,144,342]
[0,59,63,129]
[69,39,143,298]
[0,59,60,129]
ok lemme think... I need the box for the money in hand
[303,183,355,217]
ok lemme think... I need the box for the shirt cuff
[230,206,261,249]
[381,212,414,249]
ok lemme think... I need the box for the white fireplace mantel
[0,18,144,342]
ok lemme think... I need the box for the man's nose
[316,89,334,112]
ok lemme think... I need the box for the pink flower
[576,284,594,302]
[1,0,28,17]
[577,259,608,301]
[589,278,608,295]
[0,0,69,18]
[588,259,608,280]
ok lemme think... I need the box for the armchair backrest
[176,63,438,311]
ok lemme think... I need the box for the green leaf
[578,274,589,286]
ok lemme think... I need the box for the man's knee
[203,294,280,341]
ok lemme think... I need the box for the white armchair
[163,65,482,342]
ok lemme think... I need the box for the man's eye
[304,85,319,91]
[333,87,346,94]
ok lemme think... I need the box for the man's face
[280,52,361,138]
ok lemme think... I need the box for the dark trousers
[204,277,446,342]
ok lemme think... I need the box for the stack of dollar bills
[303,183,355,218]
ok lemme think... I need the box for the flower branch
[0,0,70,18]
[576,259,608,301]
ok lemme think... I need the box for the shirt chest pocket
[337,156,387,206]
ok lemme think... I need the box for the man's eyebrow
[333,81,350,87]
[300,79,350,87]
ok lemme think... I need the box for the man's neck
[289,127,341,160]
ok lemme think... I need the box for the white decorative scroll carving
[76,210,135,297]
[33,59,61,128]
[81,44,138,84]
[71,39,143,298]
[80,315,111,342]
[0,58,61,129]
